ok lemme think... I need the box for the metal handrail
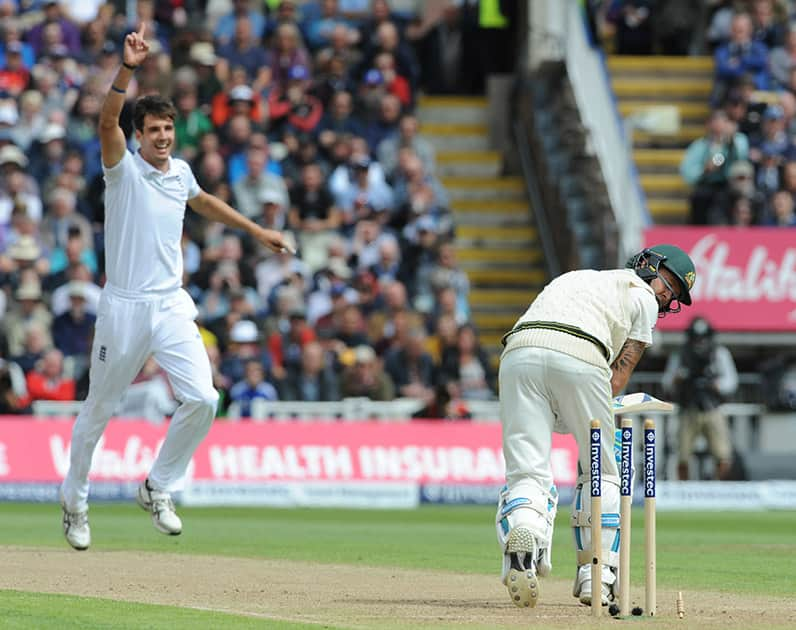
[513,118,561,279]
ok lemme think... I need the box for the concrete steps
[608,55,714,224]
[436,150,501,177]
[417,94,546,355]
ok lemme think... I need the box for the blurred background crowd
[0,0,512,419]
[593,0,796,227]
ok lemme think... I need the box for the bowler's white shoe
[136,479,182,535]
[573,564,616,606]
[504,527,540,608]
[61,502,90,550]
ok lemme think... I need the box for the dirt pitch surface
[1,546,789,629]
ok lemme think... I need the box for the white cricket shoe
[573,564,616,606]
[136,479,182,535]
[61,502,90,550]
[504,527,540,608]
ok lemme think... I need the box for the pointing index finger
[137,22,146,39]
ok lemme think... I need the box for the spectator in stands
[749,0,786,49]
[211,81,266,129]
[392,150,449,234]
[384,326,437,415]
[48,261,101,315]
[218,15,272,93]
[680,109,749,224]
[749,105,789,165]
[372,51,412,108]
[652,0,701,55]
[2,281,52,358]
[332,302,370,349]
[188,42,224,109]
[173,87,213,163]
[755,143,783,198]
[361,20,419,94]
[40,191,95,270]
[278,340,341,401]
[13,90,47,152]
[29,123,69,186]
[722,81,766,146]
[0,147,43,226]
[713,12,770,103]
[20,348,75,407]
[763,188,796,225]
[439,323,495,402]
[728,192,756,225]
[220,319,273,387]
[663,316,738,481]
[288,162,341,273]
[232,145,290,218]
[268,64,324,137]
[266,22,312,93]
[709,159,766,224]
[340,343,394,400]
[303,0,355,52]
[606,1,655,55]
[229,358,279,417]
[368,279,424,351]
[26,1,82,57]
[768,23,796,89]
[317,90,364,154]
[0,359,28,414]
[377,113,435,181]
[333,157,395,232]
[214,0,267,47]
[52,280,95,360]
[268,306,316,381]
[365,93,403,157]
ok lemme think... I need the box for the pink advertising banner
[0,419,580,487]
[644,227,796,331]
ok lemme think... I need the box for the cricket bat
[612,392,674,415]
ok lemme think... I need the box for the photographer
[663,316,739,480]
[680,109,749,224]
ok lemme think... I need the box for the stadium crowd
[0,0,504,420]
[596,0,796,227]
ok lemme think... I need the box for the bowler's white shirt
[103,150,200,293]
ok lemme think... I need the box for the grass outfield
[1,504,794,628]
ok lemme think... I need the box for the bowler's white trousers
[499,346,620,563]
[61,284,219,512]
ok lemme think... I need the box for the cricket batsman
[495,244,696,608]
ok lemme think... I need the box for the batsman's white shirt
[104,150,200,293]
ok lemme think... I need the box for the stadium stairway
[417,95,546,354]
[607,55,714,224]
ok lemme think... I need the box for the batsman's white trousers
[499,346,618,511]
[61,284,218,512]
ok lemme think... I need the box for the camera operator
[663,316,739,480]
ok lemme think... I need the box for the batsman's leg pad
[570,474,621,568]
[496,484,558,581]
[573,563,617,604]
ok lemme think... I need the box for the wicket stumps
[619,418,633,616]
[644,418,657,617]
[589,419,602,618]
[592,417,658,618]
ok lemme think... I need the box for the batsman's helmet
[626,244,696,307]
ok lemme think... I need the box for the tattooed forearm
[610,339,647,396]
